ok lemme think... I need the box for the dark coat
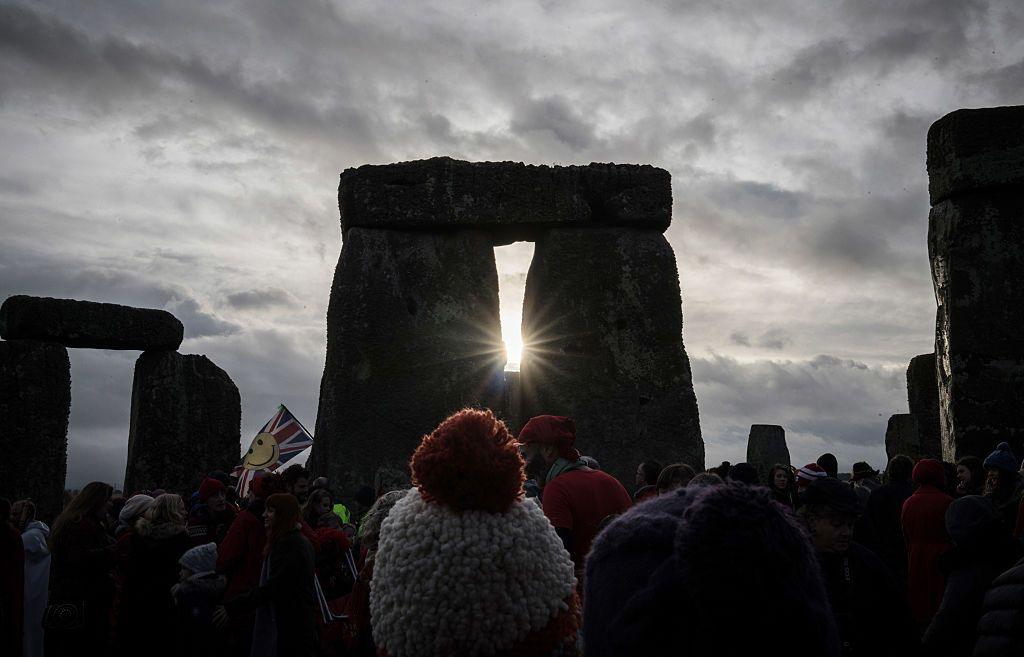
[922,497,1022,657]
[1,524,25,657]
[47,516,116,653]
[226,528,317,657]
[187,504,237,546]
[866,480,914,578]
[818,542,918,657]
[974,557,1024,657]
[115,522,191,657]
[173,572,229,657]
[903,482,953,627]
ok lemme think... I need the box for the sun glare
[494,242,535,372]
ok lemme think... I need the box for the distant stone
[311,228,506,492]
[0,295,183,351]
[929,191,1024,461]
[0,340,70,522]
[746,425,790,484]
[885,414,923,461]
[338,157,672,237]
[520,227,703,485]
[927,105,1024,204]
[906,353,942,459]
[125,351,240,494]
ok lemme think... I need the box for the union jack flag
[233,404,314,497]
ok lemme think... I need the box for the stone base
[0,340,70,521]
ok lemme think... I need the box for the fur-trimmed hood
[172,571,226,601]
[135,517,186,539]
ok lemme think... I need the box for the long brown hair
[264,493,301,555]
[50,482,112,550]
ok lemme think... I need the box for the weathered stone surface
[125,351,240,494]
[907,353,942,459]
[311,228,505,492]
[886,414,924,461]
[520,227,703,485]
[929,191,1024,461]
[0,340,70,522]
[746,425,790,484]
[339,157,672,238]
[0,295,183,351]
[927,106,1024,205]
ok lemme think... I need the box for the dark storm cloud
[225,288,301,311]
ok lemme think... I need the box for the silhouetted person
[866,455,915,580]
[955,456,984,497]
[973,554,1024,656]
[1,498,25,657]
[817,452,839,479]
[656,463,696,493]
[983,442,1023,532]
[902,459,953,631]
[633,460,662,502]
[768,464,798,508]
[728,462,759,485]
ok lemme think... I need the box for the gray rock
[929,191,1024,461]
[0,340,70,522]
[0,295,183,351]
[338,157,672,238]
[125,351,240,493]
[311,227,505,492]
[907,353,942,459]
[927,105,1024,205]
[746,425,790,484]
[886,414,924,462]
[520,227,703,485]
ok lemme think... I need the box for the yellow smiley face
[243,432,280,470]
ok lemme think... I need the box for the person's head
[769,464,794,493]
[282,465,310,503]
[118,494,154,529]
[795,463,827,490]
[689,472,724,488]
[141,493,186,528]
[851,462,878,482]
[946,495,1004,550]
[198,477,227,513]
[584,485,839,655]
[50,481,113,548]
[302,488,333,527]
[635,461,662,488]
[983,442,1021,496]
[251,472,286,502]
[816,453,839,479]
[885,454,914,483]
[912,459,946,488]
[728,462,758,485]
[518,415,579,486]
[178,542,218,581]
[657,464,696,493]
[263,493,301,553]
[956,455,984,491]
[798,478,860,554]
[10,499,36,532]
[357,488,408,554]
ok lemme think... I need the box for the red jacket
[216,508,266,601]
[901,460,953,628]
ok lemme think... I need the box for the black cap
[800,478,860,516]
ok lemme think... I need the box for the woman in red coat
[901,458,953,631]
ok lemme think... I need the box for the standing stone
[0,340,70,522]
[906,353,941,459]
[885,414,924,461]
[125,351,240,494]
[0,295,184,351]
[928,106,1024,461]
[746,425,790,484]
[501,369,523,435]
[520,227,703,485]
[312,228,505,492]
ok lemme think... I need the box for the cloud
[225,287,300,311]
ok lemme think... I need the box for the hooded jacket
[973,556,1024,657]
[22,520,50,657]
[902,459,953,628]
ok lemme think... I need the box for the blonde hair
[137,493,185,533]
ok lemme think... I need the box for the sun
[501,311,523,371]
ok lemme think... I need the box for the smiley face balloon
[242,432,281,470]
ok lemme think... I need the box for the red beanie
[518,415,580,460]
[199,477,226,502]
[912,458,946,488]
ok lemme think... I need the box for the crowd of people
[3,408,1024,656]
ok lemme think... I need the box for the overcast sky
[3,0,1023,488]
